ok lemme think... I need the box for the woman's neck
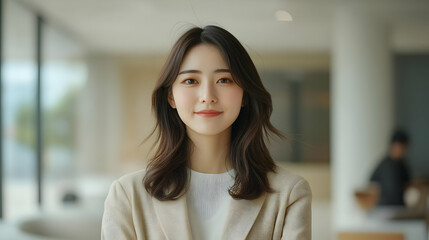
[187,127,232,174]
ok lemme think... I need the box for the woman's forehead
[179,44,229,71]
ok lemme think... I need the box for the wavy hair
[143,25,282,201]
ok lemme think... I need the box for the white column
[331,4,393,229]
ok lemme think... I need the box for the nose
[200,82,217,104]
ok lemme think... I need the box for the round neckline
[188,167,235,176]
[188,167,234,175]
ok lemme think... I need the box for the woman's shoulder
[117,168,147,183]
[111,168,149,196]
[268,165,311,194]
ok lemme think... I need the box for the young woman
[102,25,311,240]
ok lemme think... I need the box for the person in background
[370,129,411,206]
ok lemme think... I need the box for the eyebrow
[178,68,231,75]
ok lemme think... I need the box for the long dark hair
[143,25,282,201]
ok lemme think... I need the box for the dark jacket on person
[370,156,410,206]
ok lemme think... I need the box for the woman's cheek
[225,89,244,108]
[174,89,196,110]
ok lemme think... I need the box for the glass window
[2,0,38,220]
[41,22,87,212]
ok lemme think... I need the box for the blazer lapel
[152,194,193,240]
[221,192,267,240]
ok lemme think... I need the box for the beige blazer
[101,166,311,240]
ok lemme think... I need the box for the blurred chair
[355,179,429,210]
[354,185,379,210]
[337,232,404,240]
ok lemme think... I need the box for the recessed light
[275,10,293,22]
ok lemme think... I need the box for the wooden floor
[337,232,404,240]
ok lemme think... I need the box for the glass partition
[41,22,87,212]
[2,0,38,220]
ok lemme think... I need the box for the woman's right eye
[183,79,198,85]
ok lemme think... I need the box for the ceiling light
[275,10,293,21]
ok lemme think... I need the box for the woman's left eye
[183,79,198,84]
[218,78,232,84]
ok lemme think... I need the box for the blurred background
[0,0,428,239]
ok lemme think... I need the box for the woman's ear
[168,91,176,109]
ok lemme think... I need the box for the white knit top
[186,168,236,240]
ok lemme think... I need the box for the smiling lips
[195,110,223,117]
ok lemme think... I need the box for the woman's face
[169,44,244,137]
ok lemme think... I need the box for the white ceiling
[16,0,429,55]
